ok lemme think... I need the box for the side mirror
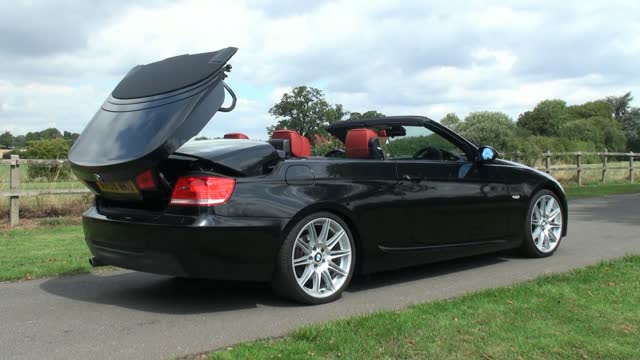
[478,146,498,162]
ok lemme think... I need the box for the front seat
[345,128,384,159]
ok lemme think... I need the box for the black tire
[520,189,563,258]
[272,212,356,305]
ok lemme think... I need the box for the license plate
[96,180,139,195]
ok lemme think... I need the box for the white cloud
[0,0,639,138]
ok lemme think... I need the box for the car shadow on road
[348,253,510,292]
[39,253,512,315]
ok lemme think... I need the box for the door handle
[402,174,423,183]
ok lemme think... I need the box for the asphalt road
[1,193,639,360]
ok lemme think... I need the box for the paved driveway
[1,193,639,359]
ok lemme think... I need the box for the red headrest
[345,128,378,158]
[300,136,312,157]
[223,133,249,139]
[272,130,310,157]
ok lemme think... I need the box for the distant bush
[2,150,24,159]
[25,138,72,181]
[511,136,598,166]
[560,116,626,152]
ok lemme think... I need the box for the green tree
[348,110,385,120]
[440,113,461,130]
[560,120,606,148]
[25,128,63,142]
[268,86,346,143]
[621,108,640,152]
[25,138,71,181]
[457,111,516,151]
[14,135,26,148]
[516,99,567,136]
[0,131,13,148]
[194,136,210,141]
[565,100,612,121]
[63,131,80,144]
[606,92,633,121]
[324,104,350,124]
[560,116,626,151]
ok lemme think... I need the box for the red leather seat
[300,135,312,157]
[223,133,249,139]
[271,130,311,157]
[345,128,384,159]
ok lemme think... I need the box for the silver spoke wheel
[531,194,563,253]
[291,218,352,298]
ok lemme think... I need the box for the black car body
[70,48,568,303]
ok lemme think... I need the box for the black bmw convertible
[69,48,567,304]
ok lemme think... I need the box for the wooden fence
[1,152,639,227]
[507,151,638,186]
[0,155,89,227]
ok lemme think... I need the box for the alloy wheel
[291,218,353,298]
[530,194,563,253]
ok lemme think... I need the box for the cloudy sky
[1,0,639,139]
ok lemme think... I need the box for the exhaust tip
[89,256,104,267]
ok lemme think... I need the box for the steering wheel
[325,149,345,158]
[440,149,463,161]
[413,146,443,160]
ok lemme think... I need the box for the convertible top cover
[112,47,237,99]
[69,47,237,182]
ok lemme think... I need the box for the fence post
[9,155,20,227]
[630,152,635,183]
[544,151,551,174]
[576,152,582,186]
[602,149,608,184]
[514,152,521,164]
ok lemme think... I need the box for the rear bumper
[82,207,287,281]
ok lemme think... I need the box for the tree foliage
[25,128,63,142]
[348,110,385,120]
[606,92,633,121]
[0,131,13,148]
[621,108,640,152]
[516,99,567,137]
[440,113,461,130]
[511,136,598,166]
[456,111,515,151]
[268,86,347,143]
[565,100,612,121]
[560,119,606,148]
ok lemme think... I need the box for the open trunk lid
[69,47,240,205]
[69,47,238,188]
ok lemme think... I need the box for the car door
[383,126,512,249]
[396,160,512,247]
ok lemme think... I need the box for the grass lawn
[565,182,640,199]
[0,225,92,281]
[208,256,640,360]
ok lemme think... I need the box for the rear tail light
[135,169,157,190]
[170,176,236,206]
